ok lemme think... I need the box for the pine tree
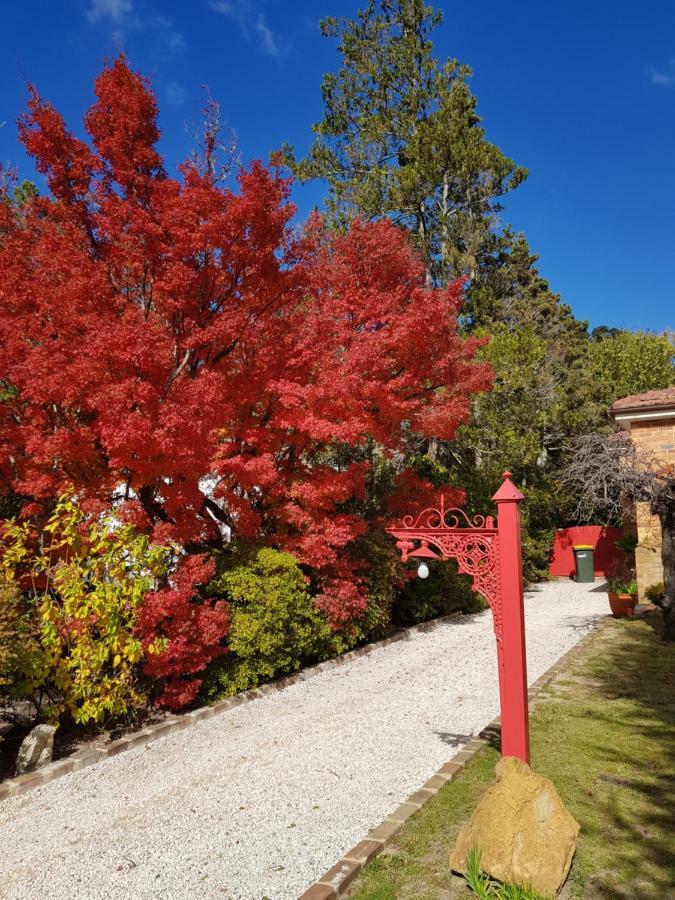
[287,0,526,287]
[287,1,590,579]
[288,0,673,579]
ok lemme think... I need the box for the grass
[347,611,675,899]
[463,847,546,899]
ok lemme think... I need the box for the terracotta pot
[608,592,637,618]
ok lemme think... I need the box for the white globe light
[417,562,430,579]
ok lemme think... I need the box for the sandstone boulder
[449,756,579,897]
[15,724,56,775]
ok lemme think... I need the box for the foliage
[588,329,675,407]
[457,278,673,582]
[0,496,169,725]
[12,180,39,207]
[462,254,593,453]
[350,527,402,640]
[450,244,595,580]
[287,0,526,289]
[0,56,490,631]
[645,582,665,603]
[137,553,229,710]
[614,533,638,554]
[465,232,578,334]
[517,485,565,582]
[287,1,598,580]
[464,847,547,899]
[606,574,638,596]
[289,2,675,592]
[0,578,41,699]
[519,525,555,584]
[442,319,583,580]
[463,328,556,469]
[393,561,483,625]
[200,549,338,700]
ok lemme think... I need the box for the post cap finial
[492,470,525,503]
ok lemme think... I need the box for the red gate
[387,472,530,763]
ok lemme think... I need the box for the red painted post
[492,471,530,763]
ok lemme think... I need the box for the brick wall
[628,418,675,597]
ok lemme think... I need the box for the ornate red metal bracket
[387,472,530,763]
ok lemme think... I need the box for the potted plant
[606,561,638,618]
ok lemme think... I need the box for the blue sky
[1,0,673,332]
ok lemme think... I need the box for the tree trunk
[657,498,675,642]
[417,205,432,288]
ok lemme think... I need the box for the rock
[449,756,580,897]
[15,724,56,775]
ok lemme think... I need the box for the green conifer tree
[286,0,526,287]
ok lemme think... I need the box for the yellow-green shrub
[0,578,41,700]
[0,496,169,725]
[201,548,340,700]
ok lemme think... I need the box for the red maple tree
[0,58,490,703]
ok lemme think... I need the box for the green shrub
[351,529,401,642]
[614,533,638,554]
[0,578,41,701]
[392,560,485,626]
[201,549,339,700]
[517,481,572,583]
[645,582,665,604]
[520,527,554,583]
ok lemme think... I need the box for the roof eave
[612,406,675,422]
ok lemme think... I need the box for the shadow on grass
[347,610,673,900]
[554,610,675,897]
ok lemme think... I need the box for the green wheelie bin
[572,544,595,583]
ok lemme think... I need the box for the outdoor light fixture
[417,562,430,579]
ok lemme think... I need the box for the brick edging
[0,611,463,802]
[298,618,610,899]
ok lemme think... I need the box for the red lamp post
[387,471,530,763]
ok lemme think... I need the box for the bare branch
[561,430,675,523]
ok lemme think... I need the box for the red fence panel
[549,525,623,578]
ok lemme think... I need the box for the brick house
[611,387,675,598]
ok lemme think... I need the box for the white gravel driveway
[0,581,606,900]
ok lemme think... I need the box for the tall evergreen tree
[289,0,673,580]
[286,0,526,287]
[461,232,595,462]
[287,0,589,578]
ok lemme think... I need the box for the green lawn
[347,611,675,899]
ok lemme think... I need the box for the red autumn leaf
[0,57,491,652]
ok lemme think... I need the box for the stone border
[298,618,611,899]
[0,611,462,802]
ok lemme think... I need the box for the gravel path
[0,581,606,900]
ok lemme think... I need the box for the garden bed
[346,610,675,898]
